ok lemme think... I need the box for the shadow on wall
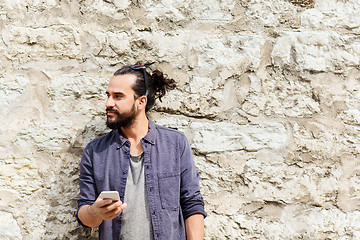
[43,116,109,239]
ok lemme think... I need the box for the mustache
[106,108,119,114]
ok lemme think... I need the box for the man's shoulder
[152,122,191,153]
[153,123,188,145]
[154,123,185,137]
[85,130,116,149]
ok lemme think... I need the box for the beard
[106,103,137,129]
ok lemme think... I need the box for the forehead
[107,74,137,94]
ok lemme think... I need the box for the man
[76,65,206,240]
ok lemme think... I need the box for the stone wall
[1,0,360,239]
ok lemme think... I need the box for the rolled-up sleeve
[179,135,207,220]
[75,144,97,226]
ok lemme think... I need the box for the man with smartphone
[76,65,206,240]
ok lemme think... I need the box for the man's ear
[137,96,147,110]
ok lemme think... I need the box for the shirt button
[152,211,155,215]
[123,171,127,174]
[120,193,124,197]
[149,187,153,192]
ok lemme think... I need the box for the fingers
[95,198,113,208]
[101,200,121,211]
[90,195,127,221]
[113,202,127,216]
[102,202,127,221]
[120,202,127,211]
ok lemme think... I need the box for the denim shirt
[76,119,206,240]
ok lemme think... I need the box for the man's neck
[120,114,149,143]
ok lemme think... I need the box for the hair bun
[150,69,176,102]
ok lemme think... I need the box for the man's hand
[78,195,127,228]
[88,196,127,221]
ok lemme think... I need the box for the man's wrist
[87,205,99,219]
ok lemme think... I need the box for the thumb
[95,196,113,207]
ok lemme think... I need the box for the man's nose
[106,96,115,108]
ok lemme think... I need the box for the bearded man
[76,65,206,240]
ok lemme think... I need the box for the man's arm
[185,213,205,240]
[178,134,206,238]
[78,196,127,228]
[77,144,127,227]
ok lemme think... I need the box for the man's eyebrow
[106,91,125,96]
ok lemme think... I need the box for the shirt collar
[115,118,156,147]
[143,118,156,145]
[115,129,127,148]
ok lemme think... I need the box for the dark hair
[113,66,176,112]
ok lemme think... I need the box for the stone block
[272,31,359,73]
[2,25,81,60]
[190,121,288,153]
[0,211,22,240]
[301,0,360,32]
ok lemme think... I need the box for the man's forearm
[185,213,204,240]
[78,205,103,228]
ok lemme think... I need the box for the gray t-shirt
[120,153,154,240]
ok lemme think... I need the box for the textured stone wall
[1,0,360,239]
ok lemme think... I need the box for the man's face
[105,74,138,129]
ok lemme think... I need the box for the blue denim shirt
[76,119,206,240]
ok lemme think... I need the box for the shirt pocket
[158,172,180,210]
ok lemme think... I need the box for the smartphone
[100,191,120,201]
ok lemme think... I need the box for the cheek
[115,100,133,110]
[114,102,124,110]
